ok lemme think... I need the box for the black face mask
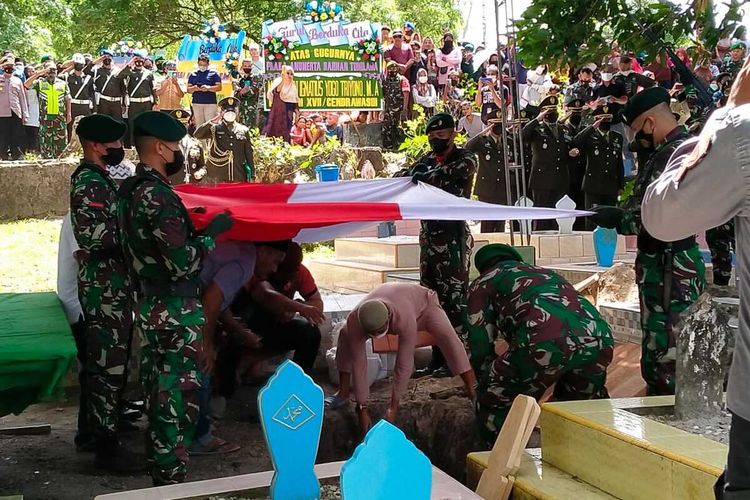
[429,137,451,154]
[243,68,252,74]
[545,112,558,123]
[634,124,654,151]
[134,62,143,69]
[102,147,125,166]
[442,41,454,54]
[599,120,612,131]
[569,114,582,127]
[491,124,504,136]
[163,147,185,176]
[74,63,84,71]
[103,58,112,66]
[2,67,12,74]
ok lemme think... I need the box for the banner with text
[265,74,382,110]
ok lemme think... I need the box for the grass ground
[0,218,62,293]
[0,218,336,294]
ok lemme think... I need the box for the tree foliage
[5,0,462,63]
[516,0,748,70]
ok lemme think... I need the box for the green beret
[133,111,186,141]
[218,96,239,110]
[425,112,455,133]
[731,41,746,51]
[75,114,127,143]
[474,244,523,273]
[621,86,671,126]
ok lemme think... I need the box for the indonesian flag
[175,178,589,242]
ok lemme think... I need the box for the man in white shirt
[457,101,485,139]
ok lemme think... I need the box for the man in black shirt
[565,67,596,104]
[593,69,634,174]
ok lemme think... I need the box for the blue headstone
[340,421,431,500]
[593,226,618,267]
[258,360,324,500]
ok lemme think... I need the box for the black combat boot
[94,434,145,474]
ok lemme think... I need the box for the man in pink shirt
[329,282,476,433]
[384,31,414,75]
[0,56,29,160]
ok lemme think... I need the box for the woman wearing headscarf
[435,32,462,93]
[262,65,299,142]
[411,67,437,117]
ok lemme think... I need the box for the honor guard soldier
[589,87,705,396]
[522,95,580,230]
[92,49,127,121]
[394,112,477,376]
[69,114,139,472]
[573,104,625,229]
[563,97,587,226]
[118,111,234,485]
[120,49,157,146]
[466,118,513,233]
[194,96,255,183]
[169,109,206,184]
[65,53,95,137]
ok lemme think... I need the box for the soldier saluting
[522,94,580,230]
[194,96,254,183]
[92,49,127,121]
[573,104,625,229]
[119,49,157,146]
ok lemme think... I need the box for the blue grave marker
[340,420,431,500]
[258,360,324,500]
[593,226,618,267]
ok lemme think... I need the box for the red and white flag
[176,178,588,242]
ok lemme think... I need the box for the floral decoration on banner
[201,16,230,43]
[108,38,146,57]
[224,51,241,78]
[351,34,381,62]
[304,0,344,23]
[263,35,295,61]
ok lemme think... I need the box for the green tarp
[0,293,77,417]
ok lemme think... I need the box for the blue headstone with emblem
[258,360,324,500]
[340,420,431,500]
[593,226,618,267]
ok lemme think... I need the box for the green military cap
[133,111,186,141]
[40,54,52,63]
[218,96,239,110]
[169,108,191,123]
[425,112,455,133]
[474,243,523,273]
[592,104,613,119]
[621,86,671,126]
[730,40,746,50]
[539,95,558,110]
[75,113,127,143]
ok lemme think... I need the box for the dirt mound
[597,262,638,304]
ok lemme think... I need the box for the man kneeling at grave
[465,244,614,443]
[327,282,477,434]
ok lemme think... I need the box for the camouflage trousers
[476,336,613,443]
[141,325,202,485]
[39,114,68,159]
[419,225,472,340]
[79,280,133,436]
[239,98,260,129]
[707,221,735,286]
[636,246,706,396]
[381,107,403,151]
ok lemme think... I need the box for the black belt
[638,235,696,254]
[140,280,201,298]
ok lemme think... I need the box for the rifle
[622,0,715,109]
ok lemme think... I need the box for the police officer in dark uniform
[522,95,580,230]
[92,50,127,121]
[169,109,206,185]
[65,53,95,138]
[120,50,157,147]
[573,104,624,229]
[563,97,587,227]
[466,118,512,232]
[194,96,254,183]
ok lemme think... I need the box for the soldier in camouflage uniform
[382,61,409,151]
[721,41,746,82]
[465,244,613,443]
[69,114,140,472]
[394,112,476,375]
[590,87,705,396]
[118,111,234,485]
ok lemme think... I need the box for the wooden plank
[0,424,51,436]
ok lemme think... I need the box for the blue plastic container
[315,164,340,182]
